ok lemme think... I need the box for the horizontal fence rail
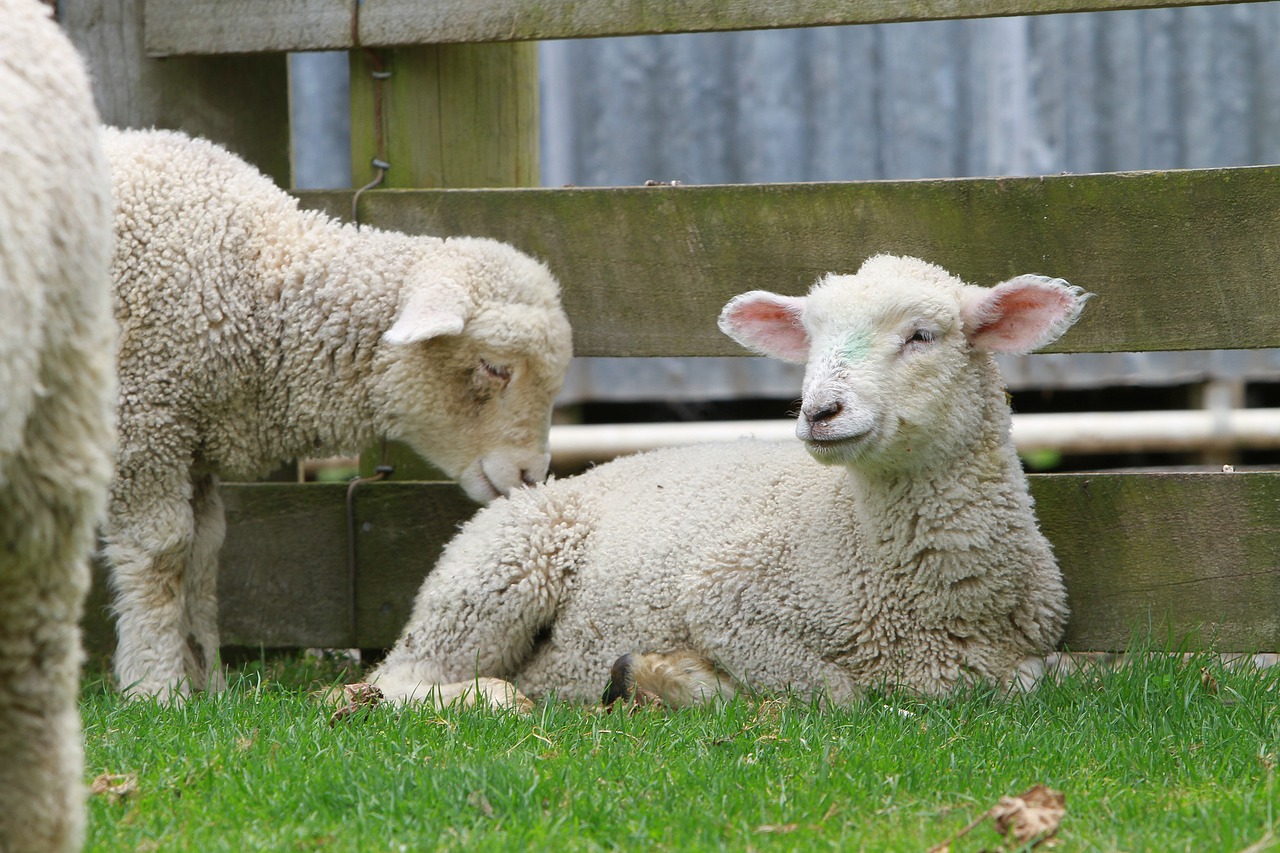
[78,473,1280,655]
[144,0,1269,55]
[298,166,1280,356]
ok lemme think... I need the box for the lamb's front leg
[104,488,197,703]
[366,488,588,710]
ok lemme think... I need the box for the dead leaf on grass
[754,823,798,834]
[468,789,495,818]
[991,784,1066,846]
[1200,667,1220,696]
[90,772,138,804]
[927,783,1065,852]
[328,682,384,726]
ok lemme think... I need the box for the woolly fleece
[102,128,572,700]
[370,256,1082,706]
[0,0,117,848]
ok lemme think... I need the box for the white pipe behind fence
[548,409,1280,468]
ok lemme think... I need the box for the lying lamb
[102,128,573,701]
[0,0,118,848]
[364,254,1088,709]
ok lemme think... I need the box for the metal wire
[349,0,391,226]
[345,453,394,647]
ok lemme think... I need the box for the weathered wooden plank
[216,482,478,648]
[80,472,1280,656]
[143,0,1266,55]
[349,44,539,192]
[64,0,291,186]
[1034,473,1280,652]
[297,166,1280,356]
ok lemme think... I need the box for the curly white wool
[102,128,572,701]
[368,255,1087,708]
[0,0,117,848]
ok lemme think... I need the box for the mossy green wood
[348,42,538,479]
[143,0,1266,54]
[71,472,1280,655]
[63,0,290,185]
[298,166,1280,356]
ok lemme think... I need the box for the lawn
[82,651,1279,852]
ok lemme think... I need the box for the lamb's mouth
[803,432,871,458]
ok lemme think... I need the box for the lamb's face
[796,269,980,470]
[389,315,571,501]
[719,254,1089,473]
[376,240,573,503]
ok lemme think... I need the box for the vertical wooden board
[63,0,291,185]
[1031,472,1280,650]
[348,483,481,647]
[350,43,539,191]
[217,484,353,648]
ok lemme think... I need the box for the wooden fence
[71,0,1280,657]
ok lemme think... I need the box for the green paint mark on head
[839,331,872,364]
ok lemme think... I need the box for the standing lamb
[103,128,572,701]
[0,0,117,849]
[364,255,1087,709]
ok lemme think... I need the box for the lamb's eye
[905,328,936,346]
[479,359,512,384]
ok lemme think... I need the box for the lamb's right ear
[960,275,1091,354]
[383,282,470,346]
[717,291,810,363]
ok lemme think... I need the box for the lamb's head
[719,255,1089,471]
[375,237,573,502]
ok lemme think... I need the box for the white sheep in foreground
[0,0,118,848]
[102,128,573,701]
[364,254,1088,709]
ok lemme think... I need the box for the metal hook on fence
[345,450,394,647]
[349,0,391,228]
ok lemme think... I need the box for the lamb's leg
[368,489,587,709]
[0,515,93,851]
[105,483,196,703]
[368,673,533,712]
[182,475,226,693]
[603,651,739,709]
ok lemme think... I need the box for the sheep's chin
[802,434,872,466]
[456,466,504,504]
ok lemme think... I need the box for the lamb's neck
[260,225,413,458]
[847,408,1034,574]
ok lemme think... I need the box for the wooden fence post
[61,0,291,186]
[349,43,540,479]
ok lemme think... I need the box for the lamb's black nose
[805,401,843,424]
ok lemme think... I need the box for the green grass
[82,651,1280,852]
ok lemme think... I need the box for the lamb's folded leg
[370,673,532,712]
[367,488,588,709]
[602,651,739,709]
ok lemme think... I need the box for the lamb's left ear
[383,281,470,345]
[960,275,1092,354]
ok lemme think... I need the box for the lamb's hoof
[603,653,636,708]
[121,677,191,707]
[328,682,384,726]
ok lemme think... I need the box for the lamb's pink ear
[717,290,810,363]
[960,275,1091,354]
[383,281,469,345]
